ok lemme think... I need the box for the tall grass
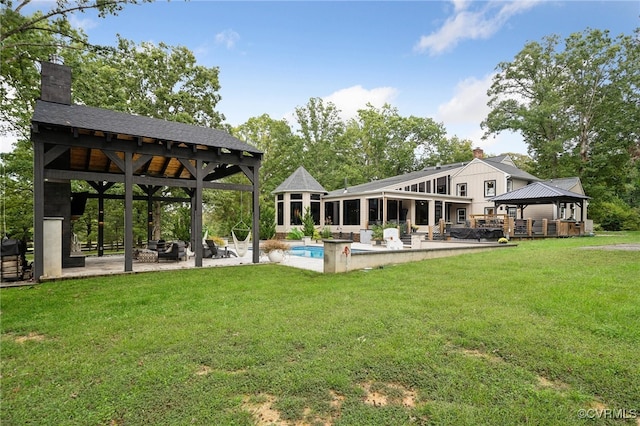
[2,233,639,425]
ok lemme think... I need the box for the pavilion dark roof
[32,100,262,154]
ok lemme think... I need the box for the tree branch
[1,0,131,42]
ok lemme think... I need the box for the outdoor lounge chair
[157,241,186,261]
[205,239,237,258]
[383,228,404,250]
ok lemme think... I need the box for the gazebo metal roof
[490,181,589,205]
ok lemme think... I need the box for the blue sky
[4,1,638,155]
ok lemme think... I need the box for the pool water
[290,246,367,258]
[290,246,324,258]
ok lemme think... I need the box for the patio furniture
[205,239,237,258]
[383,228,403,250]
[1,238,28,281]
[157,242,186,262]
[134,249,158,263]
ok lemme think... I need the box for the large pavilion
[31,62,262,281]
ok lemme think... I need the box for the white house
[273,149,589,240]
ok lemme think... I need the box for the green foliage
[259,205,276,240]
[320,226,332,239]
[482,27,640,215]
[71,36,224,127]
[286,227,305,240]
[301,207,315,237]
[589,198,640,231]
[233,114,303,198]
[170,205,191,242]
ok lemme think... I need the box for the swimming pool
[289,246,368,258]
[290,246,324,258]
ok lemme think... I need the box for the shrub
[320,226,333,239]
[301,207,316,237]
[589,198,640,231]
[287,228,305,240]
[260,206,276,240]
[260,239,290,253]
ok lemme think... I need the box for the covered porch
[321,191,472,242]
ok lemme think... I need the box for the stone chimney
[473,147,484,159]
[40,61,72,104]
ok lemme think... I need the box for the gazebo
[31,62,262,281]
[490,181,589,219]
[490,181,590,236]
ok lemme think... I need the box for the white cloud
[0,132,17,154]
[436,73,527,154]
[414,0,541,55]
[323,85,398,121]
[69,14,98,32]
[215,29,240,50]
[436,74,493,125]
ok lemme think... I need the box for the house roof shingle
[272,166,327,194]
[32,100,262,154]
[325,162,466,197]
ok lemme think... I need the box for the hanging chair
[232,221,251,257]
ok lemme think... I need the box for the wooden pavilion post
[252,164,260,264]
[124,152,133,272]
[193,159,204,267]
[33,138,45,281]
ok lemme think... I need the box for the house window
[387,200,398,221]
[436,176,447,194]
[484,207,495,216]
[435,201,443,223]
[368,199,381,225]
[411,184,417,192]
[456,183,467,197]
[507,207,517,219]
[426,181,431,193]
[506,179,513,192]
[416,201,429,225]
[325,201,338,225]
[311,202,321,224]
[343,199,360,225]
[277,198,284,226]
[290,201,303,225]
[484,180,496,197]
[418,182,425,193]
[456,208,466,224]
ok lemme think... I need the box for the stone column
[323,239,352,273]
[43,217,63,278]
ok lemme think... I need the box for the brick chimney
[40,61,72,104]
[473,147,484,159]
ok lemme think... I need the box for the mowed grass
[2,233,639,425]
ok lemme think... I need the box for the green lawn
[2,233,639,425]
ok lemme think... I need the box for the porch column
[382,194,387,224]
[428,200,435,227]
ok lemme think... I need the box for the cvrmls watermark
[577,408,638,420]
